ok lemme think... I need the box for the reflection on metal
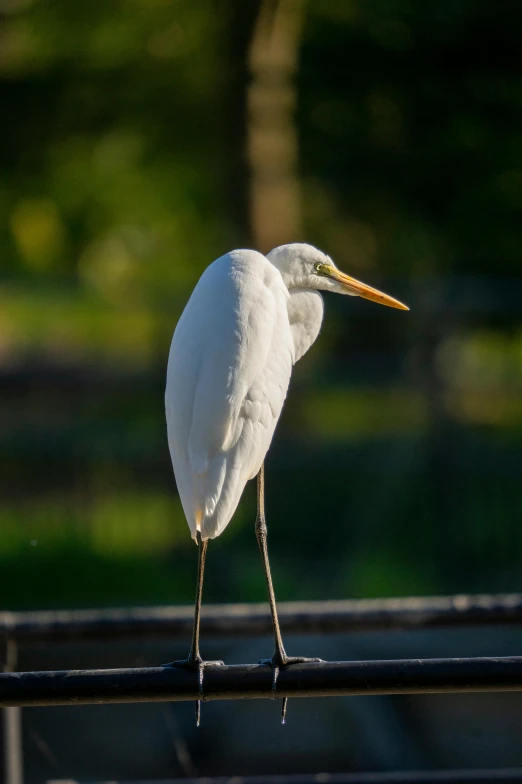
[2,656,522,708]
[247,0,305,252]
[0,593,521,644]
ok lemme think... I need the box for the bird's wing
[166,250,293,540]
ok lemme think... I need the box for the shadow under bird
[165,243,409,724]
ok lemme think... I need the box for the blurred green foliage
[0,0,521,609]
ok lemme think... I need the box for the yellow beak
[326,267,409,311]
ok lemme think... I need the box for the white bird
[165,243,408,723]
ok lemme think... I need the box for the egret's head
[267,242,409,311]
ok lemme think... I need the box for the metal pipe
[62,772,522,784]
[2,594,522,644]
[3,709,23,784]
[1,640,23,784]
[2,656,522,707]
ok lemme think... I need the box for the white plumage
[166,249,292,540]
[166,243,408,541]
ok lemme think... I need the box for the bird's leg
[255,463,322,724]
[164,530,223,727]
[255,464,287,666]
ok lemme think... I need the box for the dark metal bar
[3,593,522,645]
[60,772,522,784]
[2,656,522,707]
[0,640,23,784]
[3,709,22,784]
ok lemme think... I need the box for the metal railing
[2,655,522,707]
[45,773,522,784]
[3,593,522,784]
[2,593,522,643]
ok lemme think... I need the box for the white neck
[286,288,324,364]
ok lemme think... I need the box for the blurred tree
[0,0,520,608]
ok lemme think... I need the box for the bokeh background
[1,0,522,781]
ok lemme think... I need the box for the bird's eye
[314,263,325,274]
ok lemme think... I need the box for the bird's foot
[164,656,224,727]
[258,651,323,724]
[258,651,324,691]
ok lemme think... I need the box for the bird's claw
[258,656,280,692]
[163,657,224,726]
[258,654,323,724]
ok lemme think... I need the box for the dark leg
[188,530,207,664]
[164,531,223,726]
[255,463,322,723]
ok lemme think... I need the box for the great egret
[165,243,408,724]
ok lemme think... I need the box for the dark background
[0,0,521,781]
